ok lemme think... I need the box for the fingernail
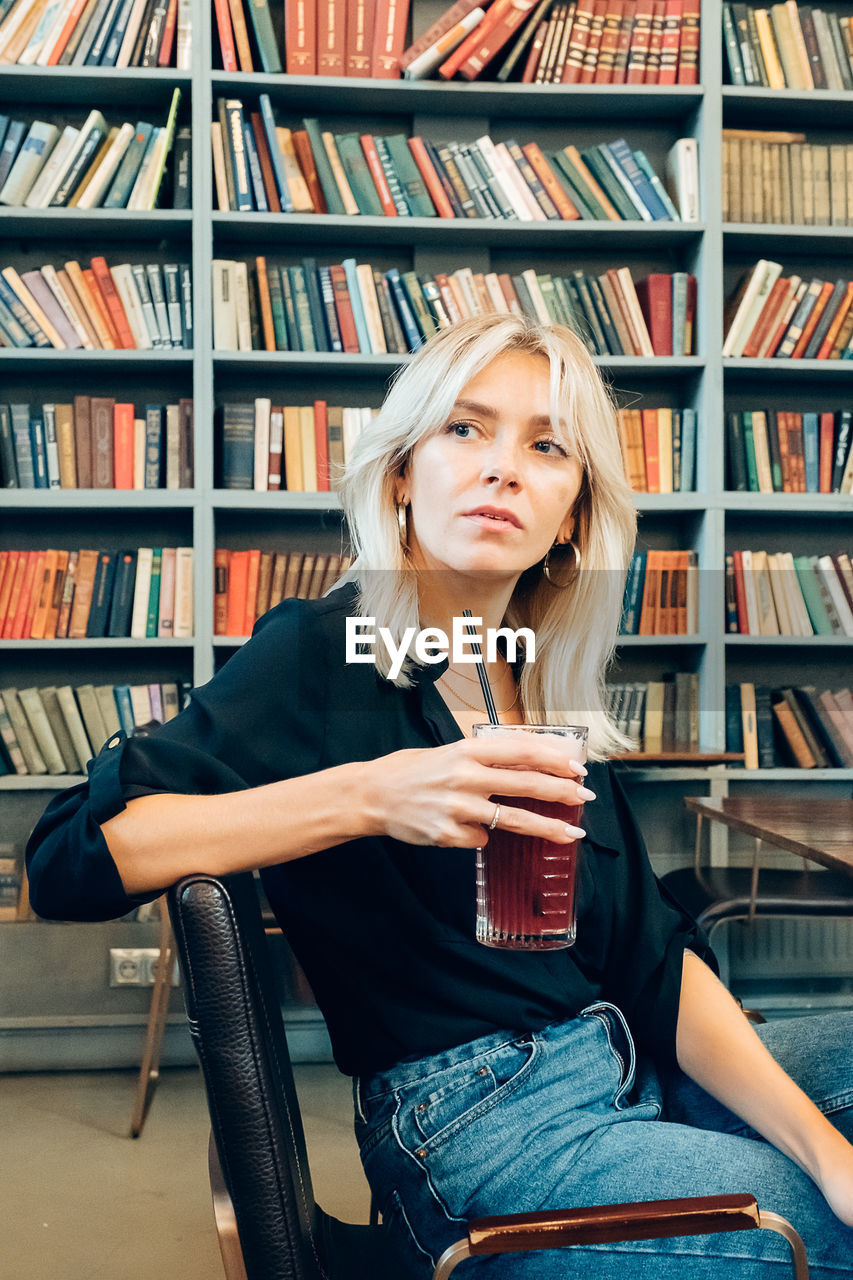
[566,826,586,839]
[577,787,596,801]
[569,760,587,776]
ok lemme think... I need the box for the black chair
[167,872,810,1280]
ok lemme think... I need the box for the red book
[43,548,67,640]
[776,412,791,492]
[610,0,634,80]
[1,553,26,637]
[15,551,43,641]
[47,0,90,63]
[157,0,179,65]
[791,281,834,358]
[641,409,661,492]
[638,549,662,634]
[732,551,749,633]
[28,549,55,639]
[458,0,540,79]
[626,0,653,81]
[214,549,230,635]
[522,142,580,219]
[644,0,664,82]
[658,0,681,83]
[292,130,328,212]
[213,0,238,70]
[819,412,835,492]
[817,282,853,358]
[409,137,455,218]
[521,20,548,80]
[82,267,121,349]
[244,549,261,636]
[346,0,375,73]
[329,265,360,351]
[440,0,510,77]
[562,0,593,81]
[113,403,135,489]
[741,277,789,359]
[90,258,134,349]
[360,134,397,215]
[787,413,806,492]
[226,550,249,636]
[677,0,700,82]
[0,553,9,621]
[579,0,607,81]
[635,274,673,356]
[764,283,805,359]
[401,0,481,66]
[318,0,347,73]
[250,114,283,212]
[285,0,318,72]
[371,0,411,75]
[314,400,330,490]
[593,0,623,82]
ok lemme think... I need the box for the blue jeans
[353,1006,853,1278]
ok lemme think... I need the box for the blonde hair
[333,315,637,760]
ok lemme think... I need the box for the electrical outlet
[109,948,180,987]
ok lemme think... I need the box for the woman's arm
[676,949,853,1225]
[103,735,588,894]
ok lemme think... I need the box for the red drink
[473,724,588,951]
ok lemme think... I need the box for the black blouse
[26,581,714,1077]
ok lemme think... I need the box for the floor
[0,1064,371,1280]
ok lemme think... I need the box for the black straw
[462,608,499,724]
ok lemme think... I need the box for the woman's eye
[534,438,569,456]
[446,420,478,438]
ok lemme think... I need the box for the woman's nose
[480,440,521,487]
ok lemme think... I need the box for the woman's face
[398,351,585,583]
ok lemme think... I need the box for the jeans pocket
[580,1001,636,1109]
[398,1036,540,1158]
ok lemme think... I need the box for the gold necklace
[444,661,508,686]
[439,670,520,715]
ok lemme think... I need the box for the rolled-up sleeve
[26,599,327,922]
[601,769,717,1067]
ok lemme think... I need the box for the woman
[27,316,853,1277]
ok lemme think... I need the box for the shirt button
[417,1149,426,1158]
[107,736,121,749]
[416,1103,427,1111]
[477,1067,488,1075]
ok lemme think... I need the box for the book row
[0,258,193,351]
[725,409,853,495]
[722,1,853,89]
[722,131,853,227]
[0,92,185,210]
[215,0,700,83]
[727,683,853,770]
[0,0,192,67]
[605,673,700,753]
[218,400,377,491]
[723,261,853,361]
[214,549,352,637]
[620,548,699,636]
[618,406,697,493]
[0,547,194,640]
[215,99,698,225]
[0,679,187,779]
[725,549,853,637]
[213,256,697,358]
[0,846,26,920]
[0,399,194,490]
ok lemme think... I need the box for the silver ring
[488,803,501,831]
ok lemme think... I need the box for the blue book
[0,116,9,154]
[101,0,137,64]
[180,264,194,348]
[300,258,329,352]
[0,120,25,192]
[803,413,820,492]
[86,552,117,638]
[113,686,135,736]
[85,0,125,63]
[9,404,34,487]
[0,292,31,347]
[679,408,697,492]
[632,150,680,220]
[103,122,153,208]
[243,121,268,212]
[29,415,48,488]
[605,139,671,220]
[620,550,647,634]
[342,258,370,353]
[258,94,293,212]
[385,268,422,351]
[219,405,254,489]
[144,406,163,487]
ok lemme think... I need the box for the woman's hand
[813,1131,853,1227]
[357,735,592,849]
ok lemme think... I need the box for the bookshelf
[1,0,852,1068]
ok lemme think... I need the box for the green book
[145,549,162,639]
[287,266,317,351]
[401,272,437,341]
[279,266,301,350]
[383,134,436,218]
[549,151,606,221]
[633,149,680,220]
[742,411,759,491]
[302,118,346,215]
[266,265,289,350]
[793,556,835,635]
[553,277,584,338]
[580,147,640,220]
[537,275,562,325]
[246,0,283,72]
[335,133,384,216]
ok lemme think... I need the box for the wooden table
[685,797,853,878]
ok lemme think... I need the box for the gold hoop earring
[543,540,581,587]
[396,502,409,551]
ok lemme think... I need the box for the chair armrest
[467,1194,759,1253]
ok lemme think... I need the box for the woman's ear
[556,514,575,545]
